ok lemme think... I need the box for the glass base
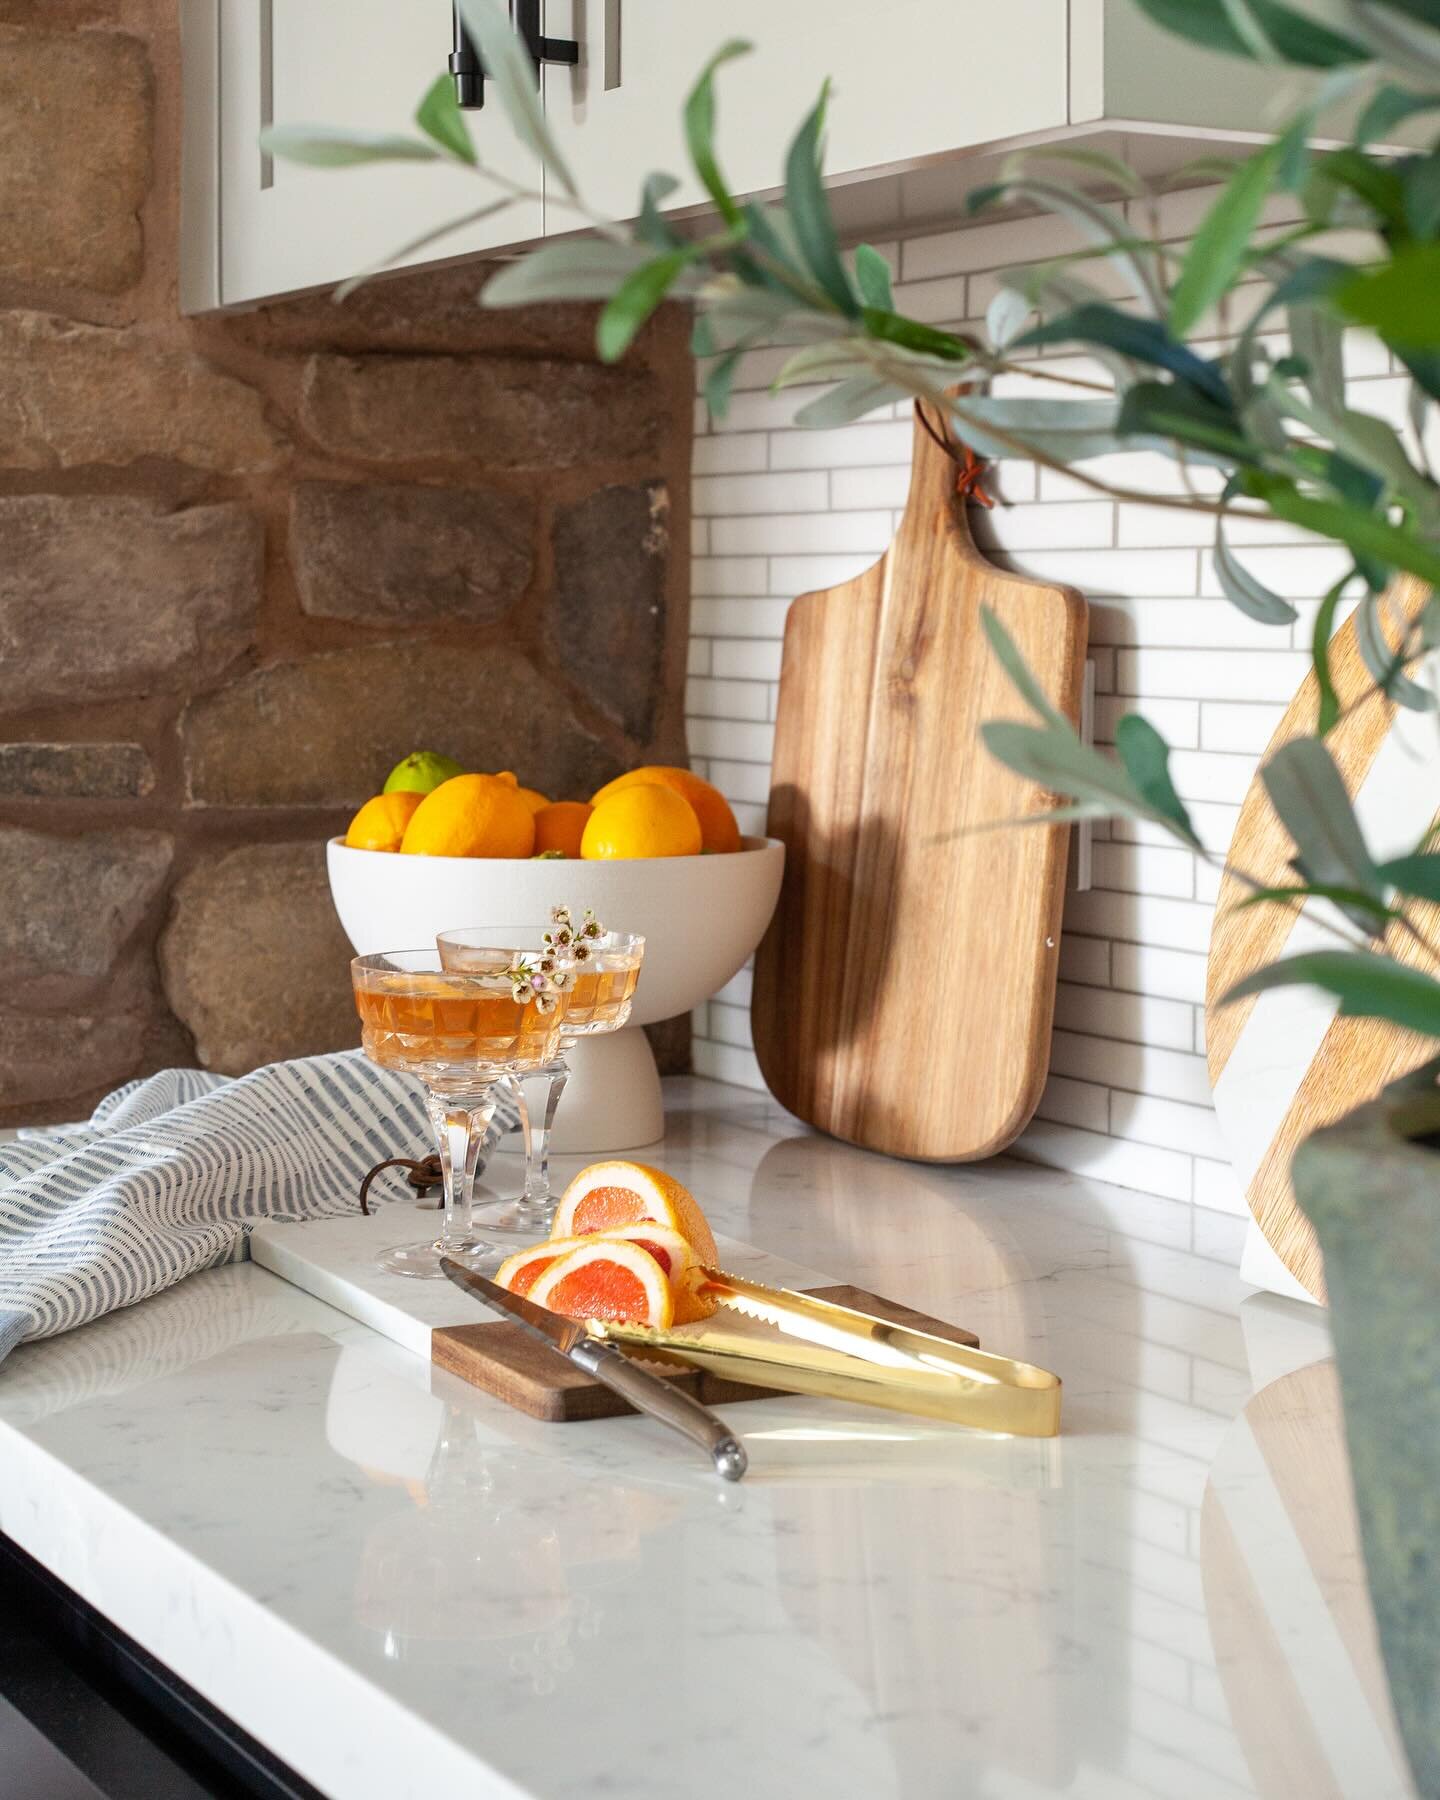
[478,1198,560,1236]
[377,1235,495,1280]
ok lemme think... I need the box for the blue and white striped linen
[0,1050,513,1365]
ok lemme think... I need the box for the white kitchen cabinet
[203,0,542,310]
[182,1,1405,314]
[539,0,1071,231]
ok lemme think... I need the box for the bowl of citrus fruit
[327,754,784,1152]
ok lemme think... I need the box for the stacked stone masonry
[0,0,693,1122]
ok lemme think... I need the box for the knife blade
[438,1258,747,1480]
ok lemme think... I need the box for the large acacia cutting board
[751,405,1087,1161]
[1205,576,1438,1302]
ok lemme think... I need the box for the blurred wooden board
[751,403,1087,1161]
[1206,577,1438,1302]
[432,1284,979,1422]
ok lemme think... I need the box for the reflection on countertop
[0,1077,1407,1800]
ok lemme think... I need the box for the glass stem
[509,1059,569,1213]
[427,1086,495,1255]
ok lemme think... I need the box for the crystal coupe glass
[437,916,644,1233]
[351,947,569,1278]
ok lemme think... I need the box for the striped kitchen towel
[0,1050,515,1364]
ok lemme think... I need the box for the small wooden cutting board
[751,403,1087,1162]
[432,1285,979,1421]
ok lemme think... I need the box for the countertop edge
[0,1387,530,1800]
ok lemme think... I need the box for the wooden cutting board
[432,1284,979,1421]
[751,403,1087,1161]
[1206,576,1439,1302]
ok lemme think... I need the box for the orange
[533,800,593,857]
[552,1161,718,1266]
[581,783,702,860]
[495,1237,581,1298]
[590,766,740,855]
[494,771,550,815]
[344,791,422,853]
[497,1222,711,1320]
[529,1240,675,1327]
[399,773,536,859]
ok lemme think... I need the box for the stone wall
[0,0,694,1124]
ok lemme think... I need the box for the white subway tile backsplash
[1091,842,1196,899]
[688,717,775,763]
[706,759,771,805]
[1167,750,1254,806]
[902,211,1090,280]
[1193,1157,1248,1218]
[1065,890,1213,954]
[690,599,791,639]
[693,472,828,516]
[1036,1074,1111,1133]
[692,557,768,596]
[693,1039,767,1090]
[692,433,769,475]
[683,181,1345,1231]
[1052,981,1196,1051]
[712,639,784,680]
[1113,943,1209,1005]
[686,677,770,722]
[1000,548,1200,597]
[708,1001,755,1051]
[972,501,1115,553]
[889,273,969,323]
[768,552,878,594]
[1110,1091,1226,1159]
[1058,934,1110,986]
[1198,544,1357,600]
[712,511,891,556]
[1015,1120,1194,1203]
[1117,647,1310,701]
[1051,1031,1212,1107]
[830,465,912,510]
[1199,701,1285,754]
[1094,696,1201,748]
[1089,598,1293,650]
[769,420,917,469]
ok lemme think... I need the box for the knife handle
[572,1341,747,1481]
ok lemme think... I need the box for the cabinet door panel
[220,0,542,307]
[541,0,1069,231]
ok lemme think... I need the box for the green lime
[532,849,567,860]
[382,751,464,796]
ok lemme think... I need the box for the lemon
[581,783,702,859]
[589,766,740,853]
[345,791,423,853]
[400,773,536,858]
[383,750,464,796]
[494,771,550,814]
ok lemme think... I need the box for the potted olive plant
[267,0,1440,1782]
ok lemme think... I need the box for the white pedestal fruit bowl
[327,836,785,1150]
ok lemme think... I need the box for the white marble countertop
[0,1079,1411,1800]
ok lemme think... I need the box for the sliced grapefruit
[494,1236,583,1299]
[528,1240,675,1327]
[496,1223,703,1308]
[589,1222,715,1324]
[551,1161,718,1265]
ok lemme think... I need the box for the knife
[439,1258,747,1480]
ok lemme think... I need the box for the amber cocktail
[352,948,569,1278]
[437,918,644,1231]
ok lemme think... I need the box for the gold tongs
[585,1268,1062,1438]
